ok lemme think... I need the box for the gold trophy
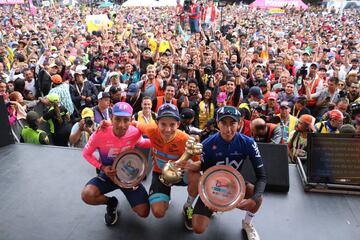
[159,136,203,186]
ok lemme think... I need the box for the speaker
[0,96,14,147]
[240,143,290,192]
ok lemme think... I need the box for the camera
[350,101,360,117]
[299,65,308,77]
[249,101,263,113]
[204,66,212,76]
[84,117,93,128]
[296,65,308,86]
[338,90,347,98]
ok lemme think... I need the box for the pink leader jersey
[83,125,151,169]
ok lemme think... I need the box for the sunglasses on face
[160,104,177,111]
[217,106,240,117]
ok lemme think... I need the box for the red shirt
[240,119,251,137]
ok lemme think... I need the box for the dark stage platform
[0,144,359,240]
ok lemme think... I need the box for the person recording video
[69,108,96,148]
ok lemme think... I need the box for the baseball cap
[47,93,60,103]
[249,86,264,99]
[81,107,94,119]
[156,104,180,121]
[74,65,87,75]
[112,102,133,117]
[127,83,139,96]
[97,92,110,100]
[109,72,119,78]
[299,114,315,132]
[143,47,151,53]
[280,101,291,109]
[49,63,58,68]
[216,92,227,103]
[268,92,278,101]
[216,106,241,122]
[329,109,344,120]
[180,108,195,120]
[51,74,62,84]
[310,63,318,68]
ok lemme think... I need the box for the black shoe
[104,197,118,226]
[183,206,193,231]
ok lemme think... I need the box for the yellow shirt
[147,38,170,53]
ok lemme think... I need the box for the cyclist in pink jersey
[81,102,151,226]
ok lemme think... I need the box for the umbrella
[98,1,113,8]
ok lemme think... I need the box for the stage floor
[0,144,359,240]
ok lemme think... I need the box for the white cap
[108,72,119,78]
[74,65,87,75]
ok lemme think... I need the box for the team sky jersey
[83,125,151,169]
[201,132,267,202]
[136,122,200,174]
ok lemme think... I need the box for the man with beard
[183,80,201,127]
[152,83,188,112]
[288,114,316,163]
[23,68,39,98]
[347,82,359,104]
[129,35,155,75]
[137,65,165,100]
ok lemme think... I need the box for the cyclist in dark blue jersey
[192,106,266,240]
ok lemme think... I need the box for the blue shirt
[201,132,264,172]
[200,132,267,201]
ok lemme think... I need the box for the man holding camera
[69,108,96,148]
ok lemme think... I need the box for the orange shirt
[136,122,200,174]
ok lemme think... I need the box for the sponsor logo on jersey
[216,157,244,170]
[252,142,261,158]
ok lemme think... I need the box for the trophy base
[159,175,180,187]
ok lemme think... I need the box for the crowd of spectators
[0,2,359,162]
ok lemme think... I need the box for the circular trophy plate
[199,165,246,212]
[112,150,147,188]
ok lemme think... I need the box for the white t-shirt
[25,79,37,96]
